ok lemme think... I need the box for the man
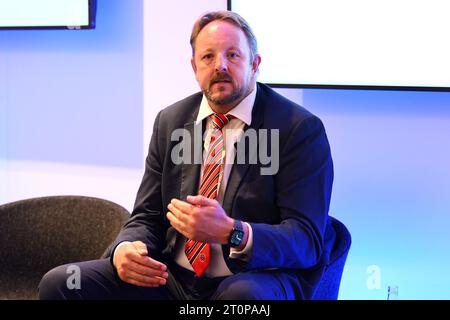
[39,10,335,300]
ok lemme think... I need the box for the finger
[167,201,190,224]
[125,275,165,288]
[170,198,197,214]
[128,252,167,271]
[127,260,169,278]
[166,211,188,237]
[126,270,167,286]
[132,241,148,256]
[186,195,217,207]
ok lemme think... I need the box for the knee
[38,265,71,300]
[214,278,265,300]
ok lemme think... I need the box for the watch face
[230,230,244,247]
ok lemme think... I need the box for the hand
[113,241,168,287]
[166,195,234,244]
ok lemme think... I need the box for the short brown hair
[190,10,258,61]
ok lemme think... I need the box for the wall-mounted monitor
[0,0,96,30]
[229,0,450,91]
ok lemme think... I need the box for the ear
[251,54,261,74]
[191,57,197,74]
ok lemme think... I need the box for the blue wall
[303,88,450,299]
[0,0,143,168]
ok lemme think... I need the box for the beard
[204,72,249,106]
[205,85,246,106]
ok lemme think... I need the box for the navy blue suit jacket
[111,82,335,298]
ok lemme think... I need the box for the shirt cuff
[229,222,253,260]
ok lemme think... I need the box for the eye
[202,53,213,61]
[228,52,239,59]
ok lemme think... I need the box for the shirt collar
[195,84,256,126]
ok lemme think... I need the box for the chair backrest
[312,216,352,300]
[0,195,129,299]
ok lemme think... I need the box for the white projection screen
[0,0,94,29]
[230,0,450,90]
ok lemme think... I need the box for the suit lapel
[180,117,204,201]
[222,84,265,217]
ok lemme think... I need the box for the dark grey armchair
[0,196,350,300]
[0,195,129,300]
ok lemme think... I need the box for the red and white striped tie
[184,113,234,277]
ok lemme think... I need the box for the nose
[214,54,228,72]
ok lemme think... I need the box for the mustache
[210,73,233,84]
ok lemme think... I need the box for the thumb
[132,241,148,256]
[187,195,217,207]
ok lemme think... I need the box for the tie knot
[209,113,235,130]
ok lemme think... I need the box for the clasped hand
[166,195,234,244]
[113,195,234,288]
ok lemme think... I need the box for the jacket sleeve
[243,115,334,271]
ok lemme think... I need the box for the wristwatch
[228,219,245,247]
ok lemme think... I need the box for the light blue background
[0,0,143,168]
[302,88,450,299]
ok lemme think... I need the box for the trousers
[38,258,304,300]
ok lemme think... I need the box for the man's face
[191,20,260,109]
